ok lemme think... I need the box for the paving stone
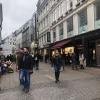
[0,62,100,100]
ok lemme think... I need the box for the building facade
[21,20,32,48]
[1,33,16,56]
[31,12,38,53]
[37,0,100,66]
[0,3,3,46]
[15,13,38,53]
[15,29,23,50]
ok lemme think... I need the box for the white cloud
[0,0,38,39]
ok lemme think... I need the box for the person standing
[53,52,62,83]
[19,47,33,93]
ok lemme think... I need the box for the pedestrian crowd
[0,47,87,93]
[0,54,15,76]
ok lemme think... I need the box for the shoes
[24,88,29,93]
[55,80,60,83]
[36,68,39,70]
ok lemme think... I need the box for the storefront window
[65,47,74,54]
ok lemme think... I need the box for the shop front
[51,29,100,67]
[96,39,100,67]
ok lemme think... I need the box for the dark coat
[22,53,33,70]
[72,53,79,65]
[54,55,62,72]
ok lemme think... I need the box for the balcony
[65,11,69,16]
[76,2,80,7]
[76,0,87,7]
[57,15,63,21]
[69,8,73,12]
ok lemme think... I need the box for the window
[10,42,11,45]
[44,34,46,43]
[78,9,87,27]
[67,17,73,32]
[69,0,73,8]
[42,36,43,44]
[59,23,63,40]
[53,28,56,42]
[47,32,51,42]
[95,2,100,20]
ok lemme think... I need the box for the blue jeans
[19,69,30,89]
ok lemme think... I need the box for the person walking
[53,52,62,83]
[61,52,66,71]
[34,52,40,70]
[19,47,33,93]
[79,52,85,69]
[16,48,24,85]
[72,52,79,70]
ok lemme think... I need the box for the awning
[52,40,71,49]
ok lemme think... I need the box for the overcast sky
[0,0,38,39]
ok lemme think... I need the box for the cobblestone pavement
[0,63,100,100]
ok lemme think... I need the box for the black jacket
[22,53,33,70]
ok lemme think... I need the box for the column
[87,4,95,31]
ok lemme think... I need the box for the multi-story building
[15,13,38,53]
[0,3,3,46]
[21,20,32,48]
[37,0,100,66]
[1,33,16,56]
[31,12,38,53]
[14,29,23,50]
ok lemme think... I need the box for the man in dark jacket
[54,52,62,83]
[19,47,33,93]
